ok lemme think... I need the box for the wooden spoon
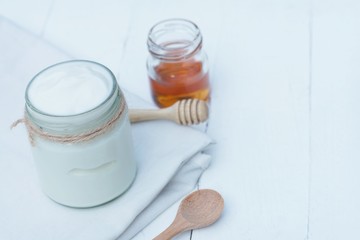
[129,99,209,125]
[153,189,224,240]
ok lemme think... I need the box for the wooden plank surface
[309,0,360,239]
[198,0,311,239]
[1,0,360,239]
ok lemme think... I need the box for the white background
[1,0,360,239]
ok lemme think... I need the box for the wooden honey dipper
[129,99,209,125]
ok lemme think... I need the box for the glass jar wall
[147,19,210,107]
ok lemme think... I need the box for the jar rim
[25,60,117,118]
[147,18,202,60]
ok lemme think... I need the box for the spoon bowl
[153,189,224,240]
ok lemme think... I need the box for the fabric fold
[0,17,212,240]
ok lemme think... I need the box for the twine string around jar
[11,97,126,146]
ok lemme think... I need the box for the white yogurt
[28,62,112,115]
[25,60,136,208]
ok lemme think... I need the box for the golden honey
[147,19,210,108]
[149,60,210,107]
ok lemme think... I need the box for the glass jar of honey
[147,18,210,108]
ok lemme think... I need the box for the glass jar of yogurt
[24,60,136,208]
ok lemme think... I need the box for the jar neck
[147,19,203,61]
[26,86,126,135]
[24,60,126,136]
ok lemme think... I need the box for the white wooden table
[1,0,360,239]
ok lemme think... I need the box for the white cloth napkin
[0,18,212,240]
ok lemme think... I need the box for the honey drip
[150,60,210,108]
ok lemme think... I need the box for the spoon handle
[128,108,175,123]
[153,217,189,240]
